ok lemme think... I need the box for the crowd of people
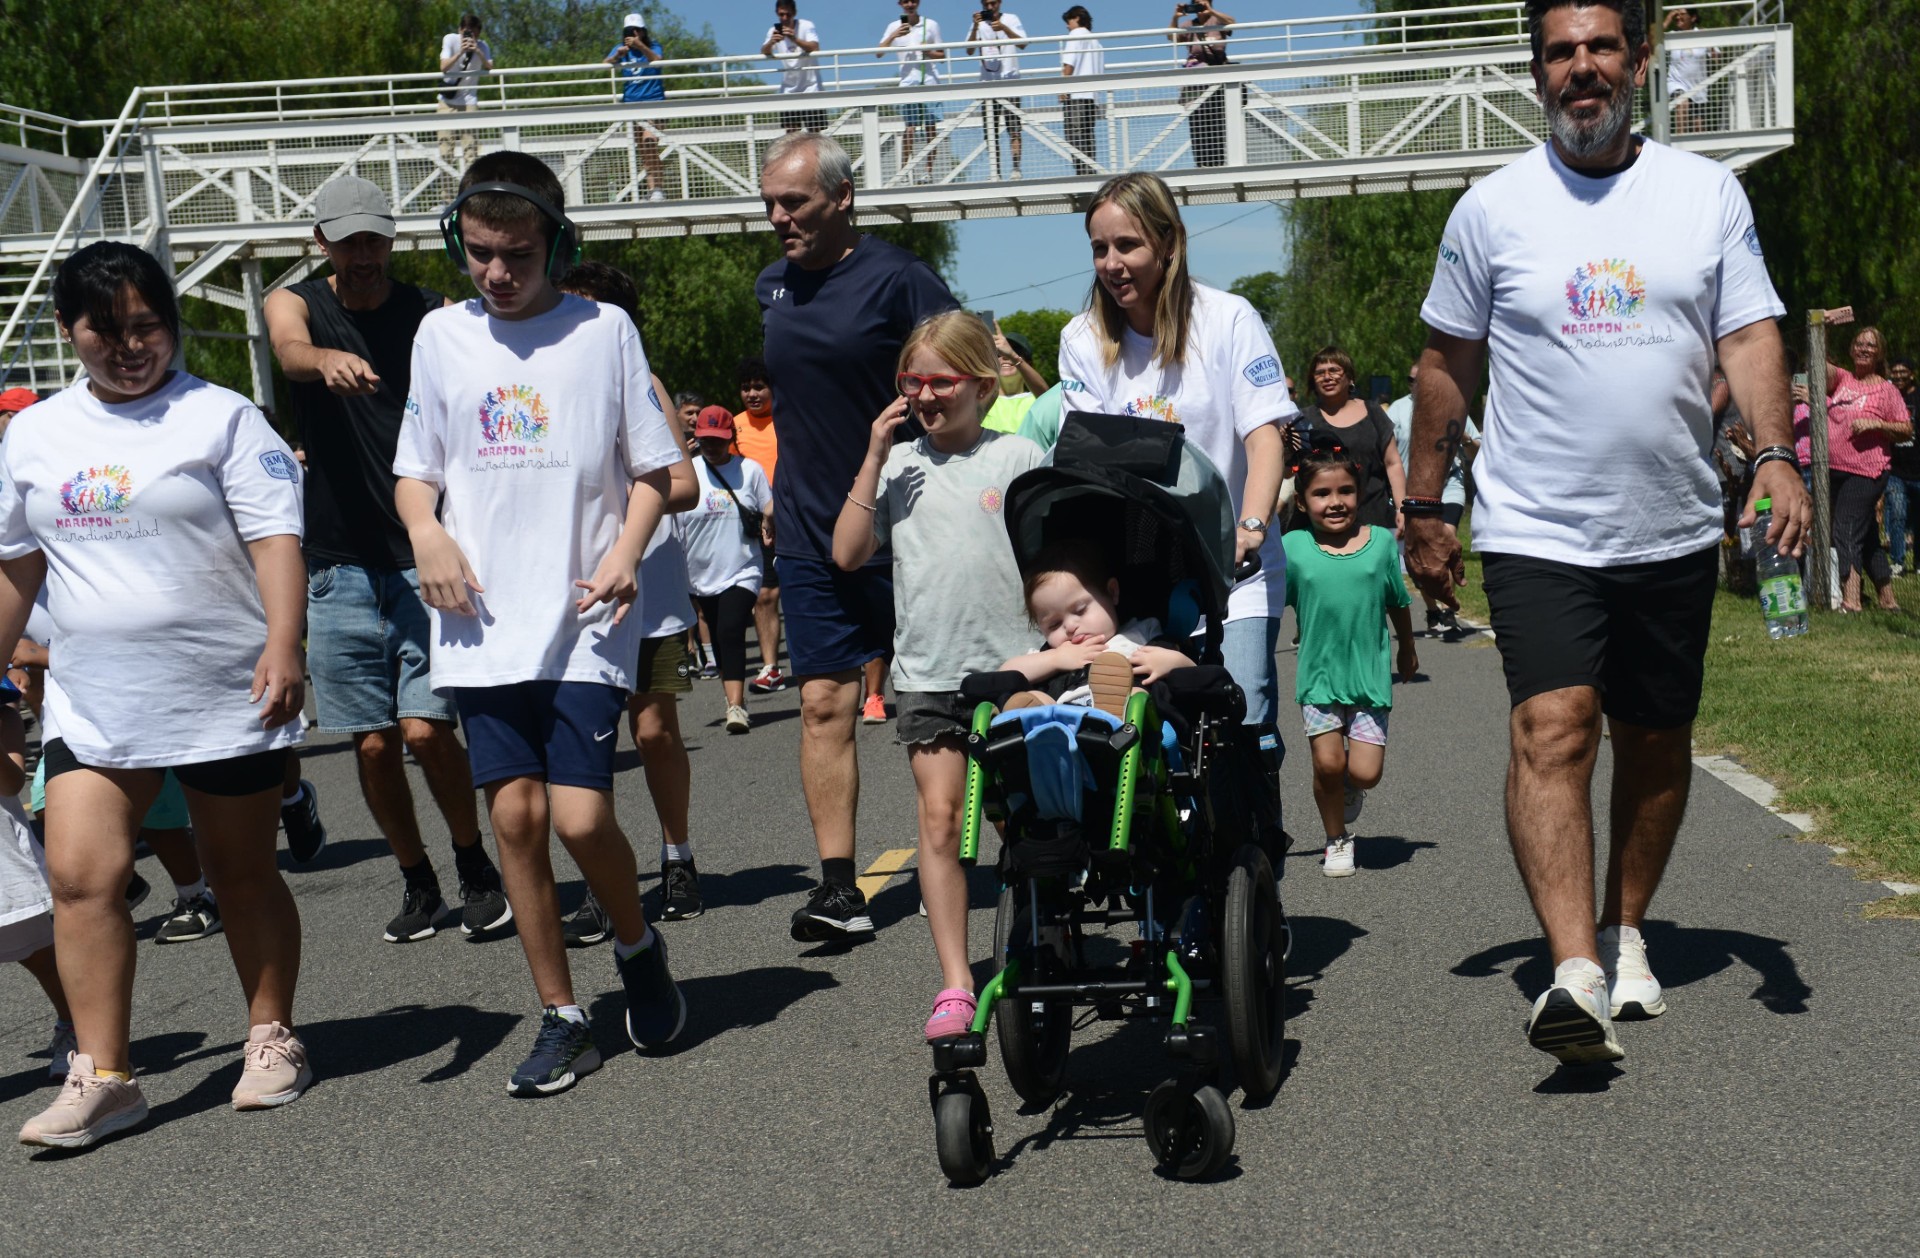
[0,0,1869,1156]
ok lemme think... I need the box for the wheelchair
[927,413,1290,1183]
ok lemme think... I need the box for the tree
[1000,309,1073,383]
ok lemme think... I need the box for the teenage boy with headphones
[394,151,688,1096]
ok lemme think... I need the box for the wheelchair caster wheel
[934,1085,995,1185]
[1145,1080,1235,1180]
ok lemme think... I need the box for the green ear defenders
[439,181,583,281]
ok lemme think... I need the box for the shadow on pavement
[1534,1062,1626,1094]
[298,1003,522,1084]
[587,965,839,1058]
[1354,835,1439,870]
[281,836,392,873]
[1451,920,1812,1013]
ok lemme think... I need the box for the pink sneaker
[18,1053,149,1148]
[231,1022,313,1111]
[924,988,977,1041]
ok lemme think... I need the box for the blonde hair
[1852,325,1888,376]
[898,311,1003,401]
[1083,172,1191,371]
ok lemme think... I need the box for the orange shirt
[733,409,779,484]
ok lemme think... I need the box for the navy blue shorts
[775,554,895,679]
[452,681,627,791]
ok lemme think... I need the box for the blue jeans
[1221,615,1285,765]
[1884,472,1920,566]
[306,563,456,733]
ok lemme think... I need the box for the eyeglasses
[897,373,973,397]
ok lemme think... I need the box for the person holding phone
[605,13,669,201]
[967,0,1030,178]
[1170,5,1234,167]
[762,1,826,132]
[878,0,946,182]
[436,14,495,167]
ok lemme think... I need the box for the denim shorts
[307,563,456,733]
[895,689,974,747]
[453,680,627,791]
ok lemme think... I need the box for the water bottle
[1752,497,1808,638]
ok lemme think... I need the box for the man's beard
[1544,74,1635,160]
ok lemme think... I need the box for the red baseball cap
[0,388,39,414]
[692,405,735,439]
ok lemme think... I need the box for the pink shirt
[1825,367,1908,478]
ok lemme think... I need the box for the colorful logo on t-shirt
[479,385,551,446]
[1565,259,1647,321]
[1124,395,1181,424]
[979,486,1003,514]
[59,465,134,517]
[704,489,734,514]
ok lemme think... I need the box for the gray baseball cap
[314,176,395,241]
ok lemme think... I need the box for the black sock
[452,838,492,875]
[401,858,439,890]
[821,857,856,889]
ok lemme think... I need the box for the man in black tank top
[264,175,509,946]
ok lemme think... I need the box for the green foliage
[999,309,1073,383]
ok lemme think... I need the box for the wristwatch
[1238,517,1269,532]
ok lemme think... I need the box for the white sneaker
[1597,925,1667,1019]
[1322,835,1356,877]
[1527,958,1625,1065]
[724,704,750,735]
[46,1023,76,1080]
[1343,785,1367,825]
[647,188,667,202]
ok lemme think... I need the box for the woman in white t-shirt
[1057,172,1295,760]
[0,243,312,1148]
[673,407,772,734]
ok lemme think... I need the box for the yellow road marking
[856,847,917,901]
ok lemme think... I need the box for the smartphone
[1792,372,1808,388]
[975,309,996,339]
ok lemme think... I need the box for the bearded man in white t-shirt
[1403,0,1810,1070]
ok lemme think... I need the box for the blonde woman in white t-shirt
[1056,172,1295,767]
[0,243,313,1148]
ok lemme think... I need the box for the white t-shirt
[1386,394,1474,506]
[975,12,1028,79]
[673,455,771,598]
[767,18,822,93]
[0,792,48,928]
[0,373,306,768]
[635,517,694,639]
[439,33,494,107]
[1668,45,1707,96]
[881,17,945,87]
[1419,140,1786,566]
[393,295,682,692]
[1058,283,1298,621]
[1061,31,1104,97]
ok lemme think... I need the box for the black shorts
[1481,545,1718,729]
[760,543,781,589]
[41,737,288,798]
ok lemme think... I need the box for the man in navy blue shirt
[605,13,668,201]
[757,131,957,943]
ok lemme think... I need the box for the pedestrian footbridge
[0,1,1792,401]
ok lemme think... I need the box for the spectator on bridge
[1884,357,1918,575]
[607,13,670,201]
[1059,6,1105,175]
[1661,6,1707,134]
[1171,5,1234,168]
[437,13,494,167]
[264,175,508,945]
[879,0,947,182]
[763,1,827,132]
[757,130,958,945]
[1302,346,1405,537]
[1822,325,1909,612]
[968,0,1031,178]
[6,241,314,1145]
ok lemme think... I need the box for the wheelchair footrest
[1164,1023,1220,1066]
[929,1033,989,1074]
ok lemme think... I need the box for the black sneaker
[1424,606,1446,635]
[457,861,514,937]
[154,892,222,945]
[562,890,611,947]
[617,934,687,1049]
[658,861,703,922]
[125,872,151,915]
[789,881,875,943]
[384,883,444,943]
[281,780,328,864]
[507,1008,602,1097]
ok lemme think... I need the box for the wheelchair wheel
[1222,843,1286,1100]
[993,884,1073,1107]
[934,1086,995,1185]
[1144,1080,1235,1180]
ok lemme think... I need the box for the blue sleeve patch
[1242,355,1281,388]
[1743,224,1764,257]
[259,451,299,482]
[648,384,663,413]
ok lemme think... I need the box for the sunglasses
[897,372,974,397]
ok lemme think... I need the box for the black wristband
[1751,447,1796,473]
[1400,498,1447,519]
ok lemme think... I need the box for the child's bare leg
[910,739,972,991]
[1309,731,1350,839]
[20,944,70,1022]
[142,826,201,889]
[487,776,573,1008]
[1345,739,1386,791]
[550,784,649,948]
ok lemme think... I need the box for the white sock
[554,1004,587,1026]
[613,925,657,959]
[1555,957,1605,986]
[1601,923,1641,944]
[280,784,304,807]
[174,877,209,902]
[661,844,692,865]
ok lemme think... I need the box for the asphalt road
[1,623,1914,1254]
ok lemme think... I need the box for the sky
[672,0,1368,312]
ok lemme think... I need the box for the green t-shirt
[1282,525,1410,710]
[1014,384,1065,449]
[983,391,1036,434]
